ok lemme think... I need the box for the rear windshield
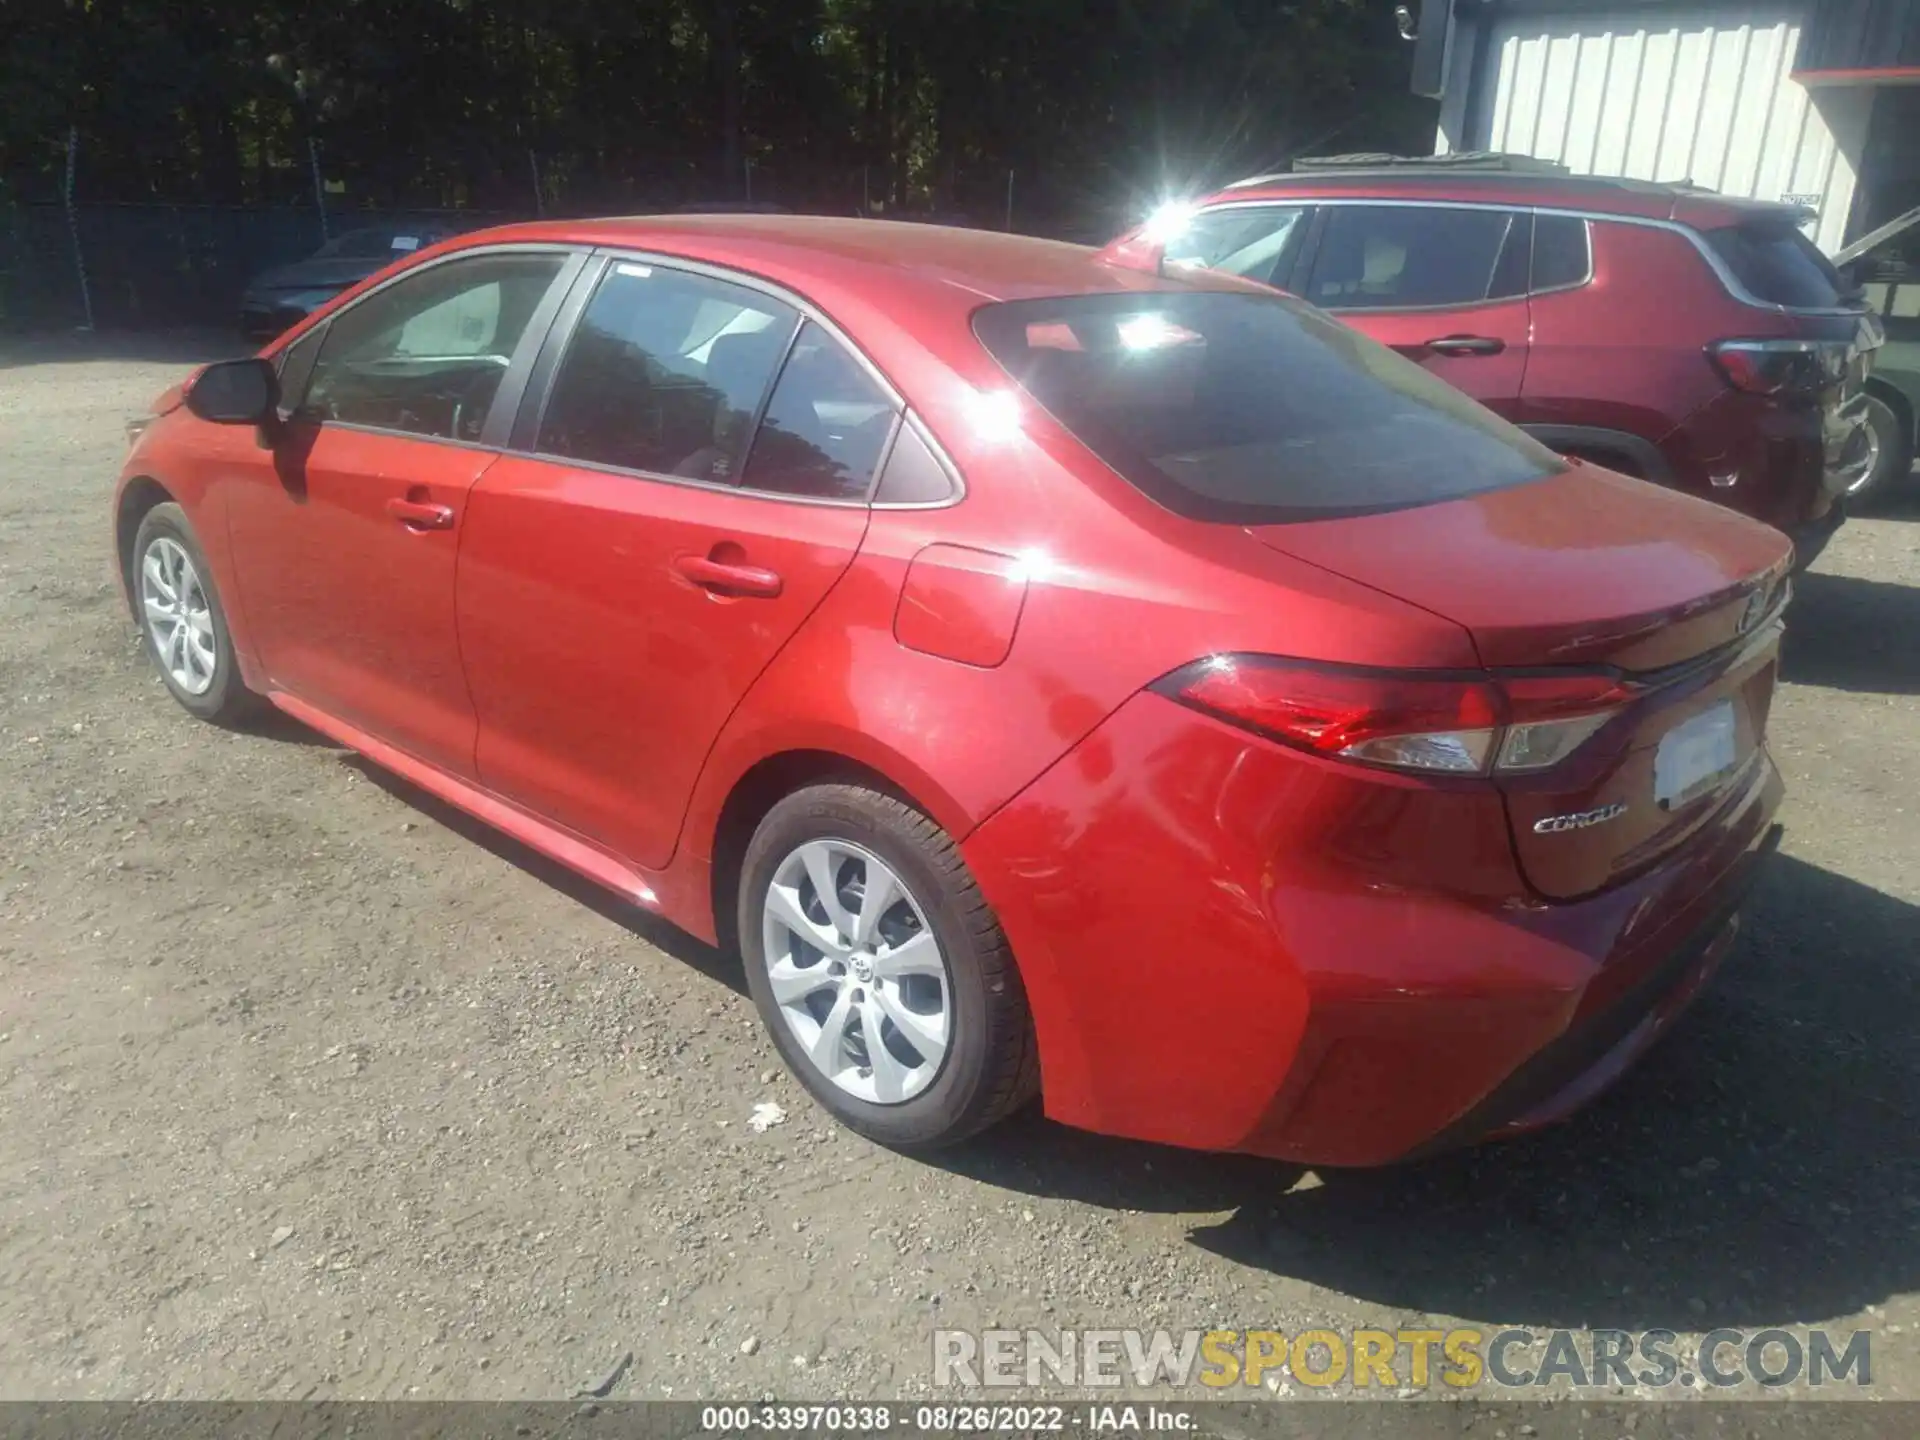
[1705,222,1845,309]
[972,291,1563,522]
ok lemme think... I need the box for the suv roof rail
[1287,151,1573,176]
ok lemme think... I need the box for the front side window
[1164,206,1309,287]
[1305,206,1523,311]
[739,322,896,500]
[300,252,565,441]
[273,323,327,416]
[537,262,799,482]
[974,290,1564,523]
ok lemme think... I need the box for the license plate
[1655,701,1739,810]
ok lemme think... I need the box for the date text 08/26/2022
[699,1404,1191,1433]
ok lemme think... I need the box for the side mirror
[185,358,279,426]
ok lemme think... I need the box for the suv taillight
[1152,656,1637,777]
[1708,338,1847,398]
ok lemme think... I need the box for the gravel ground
[1,334,1918,1409]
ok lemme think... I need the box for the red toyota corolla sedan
[114,216,1790,1165]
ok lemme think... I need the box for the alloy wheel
[139,535,217,696]
[760,839,951,1104]
[1847,415,1883,498]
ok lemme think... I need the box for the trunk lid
[1251,465,1792,897]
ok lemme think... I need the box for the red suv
[1111,159,1881,567]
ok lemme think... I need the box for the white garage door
[1446,6,1871,254]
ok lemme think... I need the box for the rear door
[1298,203,1533,421]
[455,256,896,869]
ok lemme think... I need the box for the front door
[1299,203,1534,420]
[457,260,897,868]
[226,248,575,776]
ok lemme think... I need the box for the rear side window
[872,418,957,505]
[537,263,799,482]
[1705,222,1844,308]
[1163,206,1309,286]
[1305,206,1524,310]
[1532,215,1592,291]
[974,291,1564,523]
[739,322,896,500]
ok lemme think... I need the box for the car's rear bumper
[1402,821,1780,1159]
[965,691,1785,1167]
[1657,390,1860,539]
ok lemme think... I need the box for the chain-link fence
[0,202,524,333]
[0,165,1115,333]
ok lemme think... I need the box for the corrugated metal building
[1410,0,1920,254]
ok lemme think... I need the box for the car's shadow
[344,757,748,998]
[1782,565,1920,695]
[936,853,1920,1332]
[232,704,341,749]
[251,685,1914,1331]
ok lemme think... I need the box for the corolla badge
[1534,802,1629,834]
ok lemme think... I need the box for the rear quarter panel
[1522,221,1736,453]
[677,405,1483,877]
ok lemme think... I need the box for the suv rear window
[1705,221,1845,309]
[973,291,1563,522]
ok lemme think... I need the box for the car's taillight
[1708,339,1847,398]
[1152,656,1635,777]
[1492,672,1640,772]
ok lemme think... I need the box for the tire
[738,783,1038,1148]
[129,502,260,724]
[1851,393,1915,509]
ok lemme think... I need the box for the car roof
[1205,170,1804,229]
[447,213,1261,306]
[427,215,1273,390]
[426,214,1286,401]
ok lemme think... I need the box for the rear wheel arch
[1520,424,1672,483]
[1866,377,1916,446]
[1559,445,1646,479]
[707,749,941,958]
[1857,381,1917,506]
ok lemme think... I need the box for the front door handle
[386,497,455,530]
[1424,334,1507,357]
[674,554,784,598]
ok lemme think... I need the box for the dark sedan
[240,226,455,339]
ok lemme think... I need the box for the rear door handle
[1424,334,1507,357]
[386,497,455,530]
[674,554,784,598]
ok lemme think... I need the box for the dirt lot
[2,334,1918,1407]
